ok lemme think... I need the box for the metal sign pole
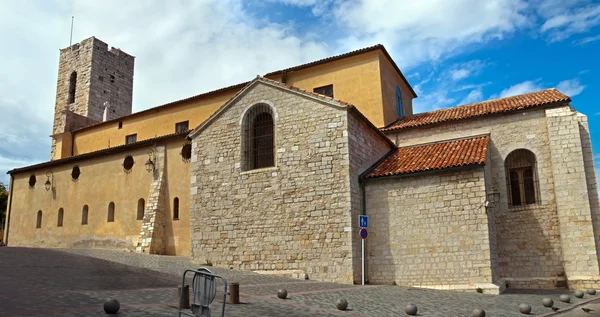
[361,238,365,285]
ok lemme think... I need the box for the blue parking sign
[359,215,368,228]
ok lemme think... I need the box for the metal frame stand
[177,267,228,317]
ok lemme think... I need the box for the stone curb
[537,297,600,316]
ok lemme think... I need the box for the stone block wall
[136,145,167,255]
[385,107,567,288]
[51,37,134,160]
[578,114,600,266]
[190,82,356,283]
[546,106,599,281]
[347,110,394,283]
[365,167,494,289]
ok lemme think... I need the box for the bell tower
[51,36,135,160]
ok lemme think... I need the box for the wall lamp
[45,171,54,191]
[145,149,155,173]
[486,184,500,209]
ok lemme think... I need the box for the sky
[0,0,599,186]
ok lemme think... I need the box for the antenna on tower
[69,16,74,48]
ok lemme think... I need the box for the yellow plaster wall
[72,90,238,155]
[6,138,191,255]
[265,50,387,127]
[162,140,191,256]
[378,51,414,125]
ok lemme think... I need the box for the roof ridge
[382,88,570,132]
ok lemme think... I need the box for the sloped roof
[265,44,417,97]
[363,135,489,179]
[188,76,395,147]
[7,130,190,175]
[74,44,415,134]
[382,89,570,132]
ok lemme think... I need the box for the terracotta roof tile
[364,135,489,179]
[383,89,570,132]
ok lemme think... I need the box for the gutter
[3,175,14,245]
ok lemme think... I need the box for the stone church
[3,36,599,293]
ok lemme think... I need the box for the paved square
[0,247,598,316]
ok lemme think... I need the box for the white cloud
[574,34,600,45]
[451,69,470,81]
[331,0,529,68]
[0,0,331,176]
[539,2,600,41]
[460,89,484,104]
[498,80,543,98]
[449,60,486,81]
[556,78,586,97]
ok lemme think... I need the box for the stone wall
[190,81,356,283]
[347,111,394,283]
[545,106,600,283]
[136,145,167,255]
[386,107,567,288]
[365,167,494,290]
[51,37,134,160]
[578,114,600,267]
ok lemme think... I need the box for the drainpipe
[4,175,14,245]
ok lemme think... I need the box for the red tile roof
[383,89,570,132]
[363,135,489,179]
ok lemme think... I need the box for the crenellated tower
[51,36,135,160]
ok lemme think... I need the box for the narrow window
[313,84,334,98]
[82,205,88,225]
[175,121,189,133]
[396,86,404,117]
[242,104,275,170]
[125,134,137,144]
[68,71,77,104]
[107,202,115,222]
[57,208,64,227]
[173,197,179,220]
[137,199,145,220]
[118,121,123,129]
[29,175,36,188]
[36,210,42,228]
[505,149,539,208]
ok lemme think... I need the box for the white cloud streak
[556,78,586,97]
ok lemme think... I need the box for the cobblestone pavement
[1,247,599,317]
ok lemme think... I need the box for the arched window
[57,208,64,227]
[68,71,77,104]
[173,197,179,220]
[396,86,403,117]
[137,199,145,220]
[36,210,42,228]
[505,149,539,207]
[242,104,275,170]
[107,202,115,222]
[81,205,88,225]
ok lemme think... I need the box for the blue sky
[0,0,599,186]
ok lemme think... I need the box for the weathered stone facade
[365,167,495,290]
[384,105,600,289]
[189,79,392,283]
[136,145,167,254]
[51,37,134,160]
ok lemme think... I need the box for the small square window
[176,121,189,133]
[125,134,137,144]
[313,84,334,98]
